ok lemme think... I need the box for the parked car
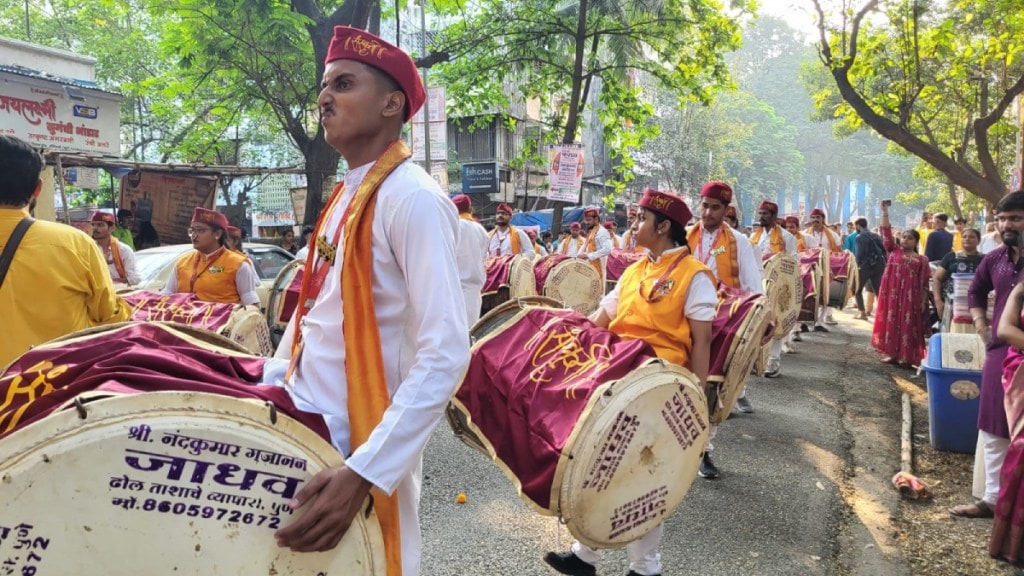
[131,243,295,310]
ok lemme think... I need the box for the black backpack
[863,232,886,269]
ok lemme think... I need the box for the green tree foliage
[810,0,1024,206]
[429,0,752,231]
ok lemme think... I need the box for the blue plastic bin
[921,333,982,453]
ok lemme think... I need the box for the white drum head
[557,362,708,549]
[508,255,539,298]
[543,260,603,316]
[265,258,305,348]
[0,392,385,575]
[763,253,803,339]
[226,306,275,356]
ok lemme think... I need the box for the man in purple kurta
[952,191,1024,518]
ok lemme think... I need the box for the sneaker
[782,342,795,354]
[792,332,803,342]
[764,358,781,378]
[824,314,838,325]
[543,551,596,576]
[800,323,810,333]
[698,453,720,479]
[813,325,829,333]
[736,396,754,413]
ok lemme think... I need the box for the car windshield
[134,250,183,283]
[247,248,293,280]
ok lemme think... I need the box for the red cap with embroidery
[91,211,115,225]
[639,188,692,229]
[191,207,229,230]
[700,181,733,205]
[325,26,425,121]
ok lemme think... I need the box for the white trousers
[769,339,783,362]
[571,524,664,576]
[980,429,1009,505]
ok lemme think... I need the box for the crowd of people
[5,23,1024,576]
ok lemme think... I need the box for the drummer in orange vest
[487,203,534,257]
[90,211,141,286]
[685,181,763,478]
[545,188,715,576]
[161,207,260,306]
[804,207,842,328]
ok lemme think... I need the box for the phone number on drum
[114,498,283,530]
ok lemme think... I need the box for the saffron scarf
[583,226,604,277]
[559,235,584,255]
[458,212,475,222]
[290,140,410,576]
[793,232,807,251]
[686,223,740,289]
[108,237,128,283]
[804,226,840,252]
[751,224,785,255]
[489,225,521,255]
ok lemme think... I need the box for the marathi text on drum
[0,522,49,575]
[123,449,305,500]
[608,485,669,540]
[109,497,285,531]
[134,425,309,471]
[582,412,639,492]
[661,390,707,451]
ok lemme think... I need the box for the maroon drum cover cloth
[281,266,305,323]
[484,255,516,293]
[533,254,571,293]
[606,250,644,282]
[456,307,656,510]
[0,323,329,441]
[709,286,761,380]
[830,252,850,279]
[123,291,236,332]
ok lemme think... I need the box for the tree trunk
[550,0,590,236]
[303,137,341,226]
[947,178,962,221]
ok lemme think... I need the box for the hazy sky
[756,0,822,39]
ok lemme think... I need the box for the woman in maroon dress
[871,201,931,367]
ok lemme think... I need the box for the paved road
[419,308,912,576]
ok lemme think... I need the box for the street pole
[419,1,431,175]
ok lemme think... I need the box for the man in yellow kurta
[0,135,129,367]
[161,207,259,306]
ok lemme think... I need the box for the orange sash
[793,232,807,251]
[458,213,475,222]
[290,141,410,576]
[686,223,740,289]
[583,226,604,277]
[489,226,521,255]
[559,235,585,255]
[750,225,785,255]
[804,226,840,252]
[108,237,128,283]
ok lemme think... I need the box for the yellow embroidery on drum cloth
[525,317,612,400]
[0,360,69,434]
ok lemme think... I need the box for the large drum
[482,254,535,313]
[265,258,305,348]
[533,255,604,315]
[605,249,645,290]
[122,291,274,356]
[448,303,708,549]
[797,249,830,323]
[827,250,856,309]
[762,253,803,339]
[708,288,772,424]
[0,322,385,575]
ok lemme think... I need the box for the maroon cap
[583,207,600,218]
[569,222,581,230]
[226,226,242,239]
[191,207,229,230]
[325,26,425,121]
[639,188,692,229]
[602,220,615,230]
[810,208,826,218]
[452,194,472,213]
[758,200,779,215]
[496,203,513,216]
[91,211,115,225]
[784,215,800,227]
[700,181,733,205]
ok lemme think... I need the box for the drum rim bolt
[265,401,278,425]
[73,396,87,419]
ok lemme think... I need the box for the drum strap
[0,217,34,290]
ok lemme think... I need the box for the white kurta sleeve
[782,229,798,256]
[683,271,718,321]
[517,229,535,257]
[120,244,142,286]
[235,261,261,306]
[587,227,614,261]
[599,279,621,318]
[344,189,471,495]
[161,262,179,295]
[732,228,763,294]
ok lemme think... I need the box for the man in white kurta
[487,203,534,257]
[803,208,843,329]
[750,200,797,379]
[578,207,614,284]
[90,211,142,286]
[559,222,587,256]
[270,26,470,576]
[452,194,489,326]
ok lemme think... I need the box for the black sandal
[949,500,994,518]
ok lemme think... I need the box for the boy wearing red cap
[0,135,129,367]
[452,194,489,325]
[545,189,716,576]
[784,215,814,251]
[270,26,470,576]
[559,221,586,255]
[487,203,534,257]
[749,200,796,378]
[686,181,762,422]
[161,207,259,306]
[90,211,141,286]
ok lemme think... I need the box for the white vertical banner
[411,86,447,162]
[547,143,585,203]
